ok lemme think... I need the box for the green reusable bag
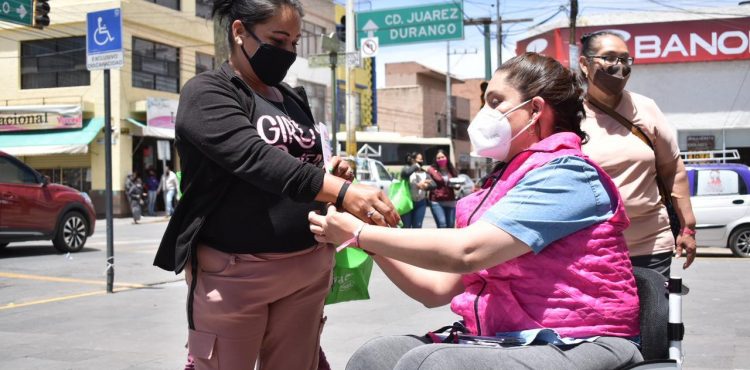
[325,247,373,305]
[388,179,414,215]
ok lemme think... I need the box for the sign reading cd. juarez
[355,2,464,47]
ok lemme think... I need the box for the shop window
[145,0,179,10]
[132,37,180,93]
[37,168,91,193]
[300,21,326,58]
[195,0,212,19]
[196,52,215,74]
[21,37,90,89]
[297,80,326,122]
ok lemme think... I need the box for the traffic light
[335,15,346,43]
[33,0,50,29]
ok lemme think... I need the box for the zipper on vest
[473,278,487,336]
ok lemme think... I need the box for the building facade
[0,0,337,216]
[377,62,482,174]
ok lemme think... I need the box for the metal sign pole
[104,68,114,293]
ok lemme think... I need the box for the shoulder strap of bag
[587,97,673,207]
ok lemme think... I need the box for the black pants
[630,251,672,278]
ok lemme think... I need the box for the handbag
[325,247,373,305]
[388,179,414,215]
[588,97,681,239]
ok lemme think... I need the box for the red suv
[0,151,96,252]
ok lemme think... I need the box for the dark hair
[430,149,457,176]
[497,52,587,143]
[405,151,422,165]
[580,31,626,57]
[212,0,304,48]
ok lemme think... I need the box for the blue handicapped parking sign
[86,8,124,70]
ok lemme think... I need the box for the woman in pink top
[310,53,641,370]
[578,31,697,277]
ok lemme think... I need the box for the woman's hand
[309,205,364,245]
[675,233,697,269]
[330,156,354,181]
[342,183,400,227]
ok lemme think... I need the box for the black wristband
[335,181,351,209]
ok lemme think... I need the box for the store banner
[0,105,83,132]
[516,16,750,66]
[146,97,178,129]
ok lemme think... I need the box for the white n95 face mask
[468,99,533,161]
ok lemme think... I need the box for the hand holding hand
[309,205,364,245]
[342,183,400,227]
[330,156,354,182]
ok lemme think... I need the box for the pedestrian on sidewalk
[153,1,399,369]
[160,165,178,217]
[426,150,458,228]
[145,168,161,216]
[128,174,145,224]
[577,31,696,277]
[400,152,432,229]
[310,52,642,370]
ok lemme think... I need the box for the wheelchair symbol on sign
[93,17,115,46]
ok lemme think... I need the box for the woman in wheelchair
[309,52,644,370]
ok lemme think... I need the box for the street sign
[0,0,33,26]
[355,2,464,47]
[308,52,361,68]
[360,37,378,58]
[86,8,123,71]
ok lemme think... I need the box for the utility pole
[494,1,532,68]
[464,17,492,80]
[496,0,501,66]
[345,0,357,157]
[569,0,579,70]
[329,51,338,154]
[446,41,451,140]
[446,44,478,140]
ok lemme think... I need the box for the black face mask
[241,30,297,86]
[591,63,631,96]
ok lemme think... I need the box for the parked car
[0,151,96,253]
[686,163,750,257]
[353,157,394,194]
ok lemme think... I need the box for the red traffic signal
[33,0,50,28]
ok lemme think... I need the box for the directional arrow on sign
[362,19,378,38]
[16,4,26,19]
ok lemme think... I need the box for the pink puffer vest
[451,133,639,338]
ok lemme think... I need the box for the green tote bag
[325,247,374,305]
[388,179,414,215]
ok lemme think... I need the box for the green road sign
[356,2,464,47]
[0,0,33,26]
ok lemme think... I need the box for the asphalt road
[0,214,748,369]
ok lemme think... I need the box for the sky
[335,0,747,87]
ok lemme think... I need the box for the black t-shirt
[199,91,325,253]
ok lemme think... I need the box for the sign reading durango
[355,2,464,46]
[516,17,750,66]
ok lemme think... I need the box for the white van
[353,157,394,194]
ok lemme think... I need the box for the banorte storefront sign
[0,105,83,132]
[516,16,750,67]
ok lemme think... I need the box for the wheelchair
[624,267,688,370]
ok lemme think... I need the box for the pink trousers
[186,243,334,370]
